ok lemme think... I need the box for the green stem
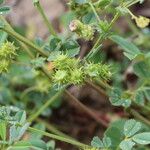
[65,90,108,127]
[28,90,63,122]
[108,12,120,30]
[34,1,56,36]
[130,109,150,127]
[89,2,101,23]
[36,118,75,140]
[0,26,48,57]
[133,102,150,114]
[86,80,107,97]
[126,0,141,7]
[0,16,35,58]
[28,127,89,148]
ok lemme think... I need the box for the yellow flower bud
[134,16,150,28]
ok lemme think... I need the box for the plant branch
[28,127,89,148]
[34,1,56,36]
[129,109,150,127]
[36,118,76,140]
[65,90,108,127]
[86,80,107,97]
[89,2,101,23]
[28,90,63,122]
[0,26,48,57]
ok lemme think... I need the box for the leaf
[119,140,135,150]
[109,88,122,106]
[110,35,141,60]
[35,37,44,47]
[75,0,88,4]
[47,140,55,149]
[47,51,61,61]
[0,0,4,5]
[105,119,126,150]
[133,132,150,145]
[97,0,112,7]
[31,57,46,68]
[0,121,6,141]
[91,136,104,148]
[124,119,141,137]
[109,88,132,108]
[0,6,11,15]
[0,31,7,44]
[82,12,96,24]
[133,60,150,79]
[30,123,45,139]
[62,39,80,57]
[61,11,76,28]
[134,91,145,105]
[9,123,30,143]
[102,136,111,148]
[15,111,26,125]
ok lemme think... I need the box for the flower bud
[134,16,150,28]
[69,20,94,40]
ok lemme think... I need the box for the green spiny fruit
[84,62,111,80]
[0,59,10,73]
[0,41,18,59]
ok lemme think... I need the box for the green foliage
[50,54,111,88]
[110,35,141,60]
[0,0,150,149]
[109,88,132,108]
[91,119,150,150]
[0,0,10,14]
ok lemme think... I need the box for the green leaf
[110,35,141,60]
[30,124,45,139]
[61,11,76,28]
[109,88,131,108]
[133,132,150,145]
[91,136,104,148]
[75,0,88,4]
[9,123,30,143]
[102,136,111,148]
[47,51,61,61]
[82,12,96,24]
[0,121,6,141]
[109,88,122,106]
[124,119,141,137]
[119,140,135,150]
[133,60,150,79]
[31,57,46,68]
[15,111,26,125]
[134,91,145,105]
[105,119,126,150]
[0,6,11,14]
[96,0,112,7]
[0,31,7,44]
[0,0,4,5]
[47,140,55,149]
